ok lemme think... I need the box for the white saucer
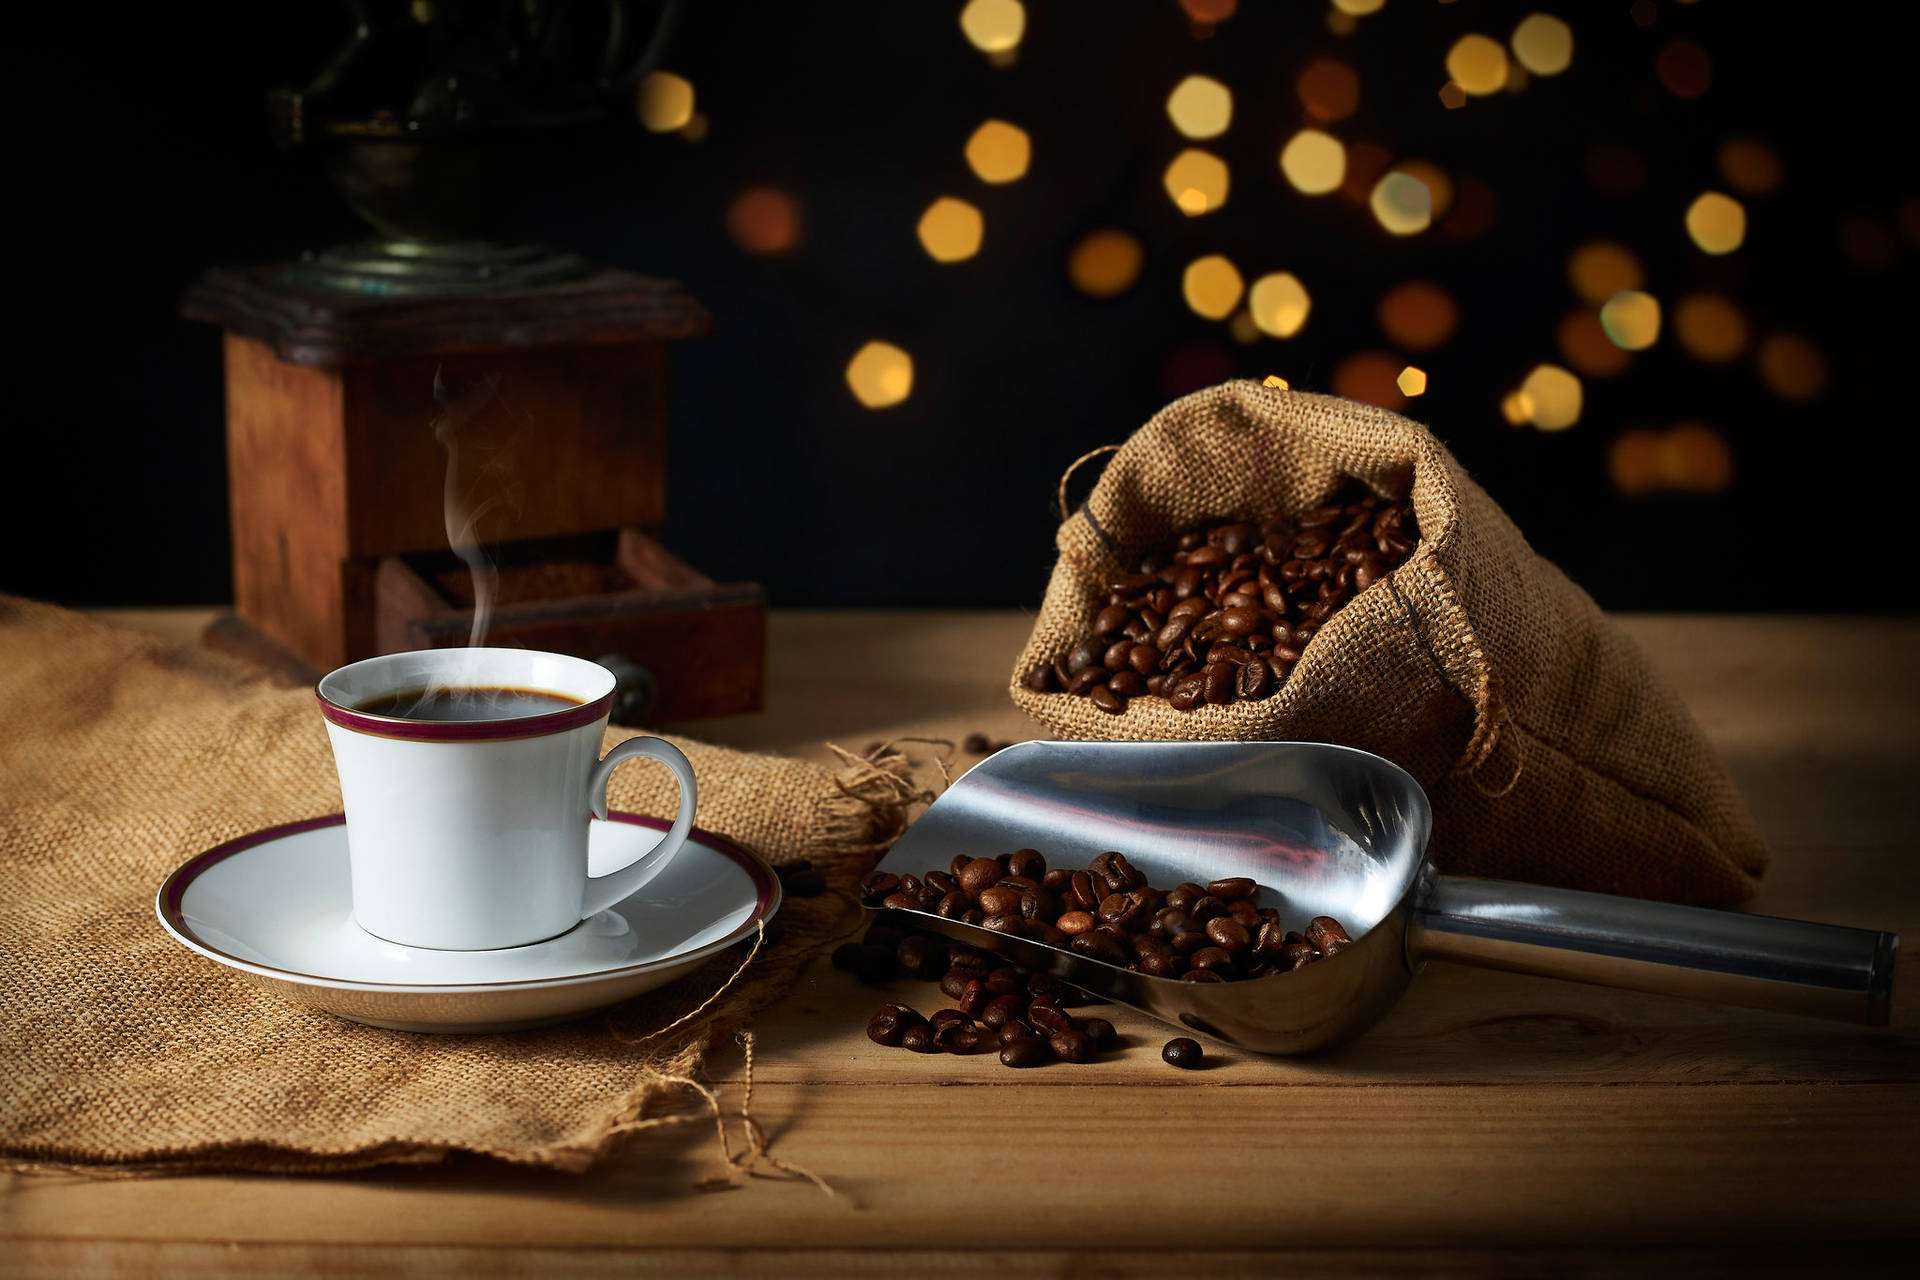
[155,813,781,1033]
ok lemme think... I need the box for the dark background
[11,0,1918,611]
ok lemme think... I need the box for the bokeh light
[1610,425,1734,495]
[1395,160,1454,218]
[726,186,802,255]
[1718,138,1782,195]
[1297,58,1360,122]
[916,197,984,263]
[1279,129,1346,195]
[846,342,914,409]
[1167,75,1233,139]
[635,71,694,132]
[1501,390,1534,426]
[1757,334,1828,400]
[679,113,709,143]
[1599,290,1662,351]
[1655,41,1713,98]
[1673,293,1749,362]
[1568,241,1643,304]
[1183,255,1245,320]
[1331,0,1384,14]
[1332,351,1408,412]
[1377,280,1458,350]
[1397,365,1429,397]
[1511,14,1573,76]
[1370,171,1433,235]
[965,120,1031,184]
[1248,272,1311,338]
[1068,229,1144,298]
[1519,364,1583,430]
[1686,191,1747,255]
[1446,35,1509,97]
[1558,309,1633,377]
[959,0,1025,53]
[1228,309,1260,344]
[1164,148,1229,215]
[1180,0,1238,20]
[1438,82,1468,110]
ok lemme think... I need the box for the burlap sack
[1011,380,1767,905]
[0,596,912,1175]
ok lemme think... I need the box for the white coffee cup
[315,648,697,951]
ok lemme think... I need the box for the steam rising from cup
[433,367,500,650]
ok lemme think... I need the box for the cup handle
[580,736,698,917]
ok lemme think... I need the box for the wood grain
[12,609,1915,1275]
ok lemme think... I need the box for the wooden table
[5,611,1918,1276]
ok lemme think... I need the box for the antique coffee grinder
[184,0,764,722]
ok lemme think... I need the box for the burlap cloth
[0,596,914,1176]
[1012,380,1768,905]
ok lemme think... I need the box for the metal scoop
[868,740,1898,1054]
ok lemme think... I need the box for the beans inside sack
[1026,487,1418,714]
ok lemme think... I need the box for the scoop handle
[1407,873,1897,1025]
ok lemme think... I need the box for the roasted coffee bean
[945,1024,996,1054]
[896,935,942,980]
[1188,946,1236,974]
[1167,882,1205,911]
[1168,674,1206,711]
[978,887,1022,917]
[948,947,993,976]
[928,1008,970,1033]
[1025,973,1072,1001]
[1026,664,1058,693]
[1070,931,1131,966]
[1139,950,1179,977]
[936,890,970,918]
[1068,667,1107,697]
[858,871,900,904]
[998,1021,1035,1046]
[981,993,1028,1029]
[957,979,993,1017]
[999,1036,1052,1068]
[1203,662,1238,705]
[1025,921,1069,947]
[1102,638,1133,671]
[900,1025,939,1054]
[925,871,959,896]
[939,971,971,1000]
[1228,901,1262,930]
[982,913,1024,935]
[1108,671,1147,698]
[1068,871,1101,910]
[866,1003,924,1047]
[1205,918,1252,954]
[1057,910,1096,935]
[1090,684,1126,715]
[880,892,918,912]
[1042,868,1075,892]
[1181,968,1225,982]
[1026,997,1073,1034]
[958,857,1004,897]
[1008,848,1047,879]
[1067,640,1103,675]
[1254,921,1287,958]
[1081,1017,1118,1050]
[1169,929,1209,956]
[1097,892,1145,930]
[1094,603,1132,637]
[1306,916,1354,956]
[1050,1030,1096,1064]
[1235,659,1273,701]
[1185,895,1225,925]
[1282,940,1319,971]
[1162,1037,1204,1069]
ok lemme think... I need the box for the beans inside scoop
[1026,487,1418,714]
[858,847,1353,984]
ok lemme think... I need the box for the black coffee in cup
[355,686,584,722]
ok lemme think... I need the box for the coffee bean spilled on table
[839,847,1353,1069]
[1026,486,1417,714]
